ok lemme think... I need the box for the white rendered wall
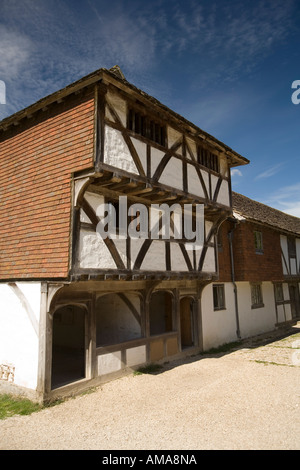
[201,283,238,351]
[201,281,278,351]
[237,282,276,338]
[0,283,41,391]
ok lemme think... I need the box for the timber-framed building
[2,66,297,402]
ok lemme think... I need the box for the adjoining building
[0,66,298,402]
[202,192,300,350]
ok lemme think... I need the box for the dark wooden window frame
[127,107,166,147]
[251,283,264,309]
[254,230,263,254]
[213,284,226,310]
[197,146,220,173]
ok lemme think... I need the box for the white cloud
[0,25,32,79]
[266,183,300,217]
[255,163,283,180]
[231,169,243,178]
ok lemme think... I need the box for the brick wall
[0,88,95,280]
[217,220,232,282]
[218,219,284,282]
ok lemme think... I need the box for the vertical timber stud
[95,82,107,171]
[37,283,52,402]
[90,294,97,379]
[197,281,208,353]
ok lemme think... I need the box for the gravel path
[1,324,300,450]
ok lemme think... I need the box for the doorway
[51,305,86,389]
[289,284,300,319]
[180,297,195,349]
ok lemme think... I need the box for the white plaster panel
[202,246,215,272]
[167,126,182,150]
[0,283,41,390]
[201,283,237,351]
[159,157,183,191]
[186,137,197,161]
[219,155,229,177]
[290,258,297,275]
[97,352,122,376]
[131,137,147,174]
[211,174,218,199]
[79,231,117,269]
[187,164,205,197]
[104,126,138,174]
[106,91,127,127]
[283,283,290,300]
[202,281,279,351]
[140,241,166,271]
[130,237,146,269]
[114,237,128,266]
[217,180,230,207]
[170,243,189,271]
[276,305,287,324]
[237,282,277,338]
[81,192,104,223]
[126,346,146,367]
[201,170,209,198]
[151,147,166,177]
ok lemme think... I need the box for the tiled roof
[232,192,300,236]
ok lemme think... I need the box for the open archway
[51,305,86,389]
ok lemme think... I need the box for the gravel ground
[1,324,300,450]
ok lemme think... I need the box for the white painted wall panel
[201,283,237,350]
[126,346,146,367]
[186,137,197,161]
[140,241,166,271]
[202,246,215,272]
[237,282,276,337]
[187,164,205,198]
[0,283,41,390]
[79,231,117,269]
[151,148,165,177]
[104,126,138,175]
[219,156,229,177]
[97,352,122,376]
[131,137,147,174]
[167,126,182,150]
[106,91,127,127]
[217,180,230,207]
[170,243,189,271]
[159,157,183,191]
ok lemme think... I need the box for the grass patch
[0,394,64,420]
[202,341,241,355]
[0,394,43,420]
[254,360,295,367]
[134,363,163,376]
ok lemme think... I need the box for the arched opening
[51,305,86,389]
[96,292,143,347]
[180,297,194,349]
[149,291,173,336]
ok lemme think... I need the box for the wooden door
[180,297,194,349]
[289,284,300,319]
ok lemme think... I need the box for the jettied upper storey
[0,66,249,281]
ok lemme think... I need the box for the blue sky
[1,0,300,216]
